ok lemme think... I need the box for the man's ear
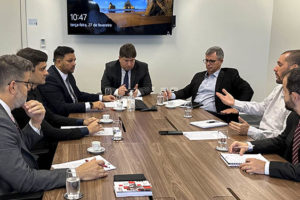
[8,81,17,94]
[291,92,300,104]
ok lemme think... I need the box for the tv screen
[67,0,174,35]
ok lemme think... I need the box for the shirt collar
[205,68,221,78]
[55,65,68,81]
[0,98,12,118]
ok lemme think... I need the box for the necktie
[124,71,129,89]
[292,120,300,165]
[66,76,78,103]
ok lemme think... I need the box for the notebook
[190,120,227,128]
[220,153,268,167]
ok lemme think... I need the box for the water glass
[112,120,123,141]
[127,97,135,112]
[156,92,164,106]
[216,130,228,151]
[66,169,80,199]
[105,87,112,95]
[184,101,192,118]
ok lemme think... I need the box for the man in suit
[165,46,254,121]
[101,43,152,97]
[38,46,115,116]
[216,50,300,140]
[229,68,300,181]
[13,48,104,169]
[0,55,107,195]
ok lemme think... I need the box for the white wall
[267,0,300,92]
[19,0,274,101]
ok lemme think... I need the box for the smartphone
[192,102,203,108]
[159,130,183,135]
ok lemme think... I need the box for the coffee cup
[102,114,110,121]
[91,141,101,151]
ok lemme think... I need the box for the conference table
[43,95,300,200]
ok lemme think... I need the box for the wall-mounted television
[67,0,175,35]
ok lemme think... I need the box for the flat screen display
[67,0,174,35]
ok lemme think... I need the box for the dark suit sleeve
[38,75,86,116]
[136,63,152,96]
[269,161,300,181]
[174,73,200,100]
[44,107,82,128]
[101,62,118,94]
[230,69,254,101]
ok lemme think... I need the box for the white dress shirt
[114,68,141,97]
[233,85,290,140]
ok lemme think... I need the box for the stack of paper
[220,153,268,167]
[190,120,227,128]
[183,131,226,140]
[51,155,116,171]
[163,99,189,107]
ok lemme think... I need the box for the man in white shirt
[216,50,300,140]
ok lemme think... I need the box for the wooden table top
[43,95,300,200]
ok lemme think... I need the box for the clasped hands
[118,84,139,97]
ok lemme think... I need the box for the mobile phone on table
[159,130,183,135]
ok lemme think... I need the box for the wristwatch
[89,102,93,109]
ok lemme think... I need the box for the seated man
[101,43,152,97]
[165,46,254,122]
[13,47,103,169]
[229,68,300,181]
[216,50,300,140]
[0,55,107,195]
[38,46,115,116]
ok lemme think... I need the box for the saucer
[165,104,176,109]
[87,147,105,154]
[64,193,83,199]
[113,107,126,111]
[100,119,113,123]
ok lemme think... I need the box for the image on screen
[67,0,174,35]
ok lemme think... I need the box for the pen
[85,159,108,168]
[233,145,254,149]
[207,120,216,123]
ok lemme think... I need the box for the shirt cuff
[99,94,103,101]
[80,127,89,136]
[114,89,119,96]
[264,161,270,175]
[85,102,91,111]
[171,93,176,100]
[29,120,41,135]
[137,89,142,97]
[233,100,243,110]
[247,142,254,152]
[76,119,84,125]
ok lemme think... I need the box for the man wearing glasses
[165,46,253,122]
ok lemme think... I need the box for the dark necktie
[124,71,129,89]
[292,120,300,165]
[66,76,78,103]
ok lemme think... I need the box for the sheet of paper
[183,131,226,140]
[61,126,111,136]
[163,99,189,107]
[51,155,116,171]
[190,120,227,128]
[104,97,143,108]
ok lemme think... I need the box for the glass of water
[105,87,112,95]
[184,101,192,118]
[112,120,123,141]
[156,92,164,106]
[216,130,228,152]
[65,169,81,199]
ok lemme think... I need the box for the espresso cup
[102,114,110,121]
[91,141,101,151]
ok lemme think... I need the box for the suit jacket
[38,65,100,116]
[0,105,66,195]
[101,60,152,96]
[252,112,300,181]
[174,68,254,113]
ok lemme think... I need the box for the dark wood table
[43,95,300,200]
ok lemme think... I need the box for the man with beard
[0,55,107,195]
[216,50,300,140]
[228,68,300,181]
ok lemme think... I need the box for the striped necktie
[292,120,300,165]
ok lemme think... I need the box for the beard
[14,90,27,109]
[285,99,295,112]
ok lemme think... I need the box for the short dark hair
[283,50,300,67]
[205,46,224,60]
[285,68,300,95]
[0,55,33,90]
[119,43,136,58]
[16,47,48,70]
[53,46,74,62]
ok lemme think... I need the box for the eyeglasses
[8,80,34,89]
[203,59,217,64]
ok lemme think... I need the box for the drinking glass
[156,92,164,106]
[216,130,228,151]
[105,87,112,95]
[65,169,80,199]
[184,101,192,118]
[112,120,123,141]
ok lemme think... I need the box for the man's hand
[118,84,128,96]
[83,117,98,126]
[76,158,108,181]
[103,95,115,102]
[229,116,250,135]
[92,101,105,110]
[87,119,103,135]
[163,89,172,100]
[23,100,45,129]
[229,141,249,155]
[240,158,266,174]
[133,84,139,97]
[216,89,235,106]
[220,108,239,114]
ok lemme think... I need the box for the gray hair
[205,46,224,60]
[0,55,33,90]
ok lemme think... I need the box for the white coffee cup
[91,141,101,151]
[102,114,110,121]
